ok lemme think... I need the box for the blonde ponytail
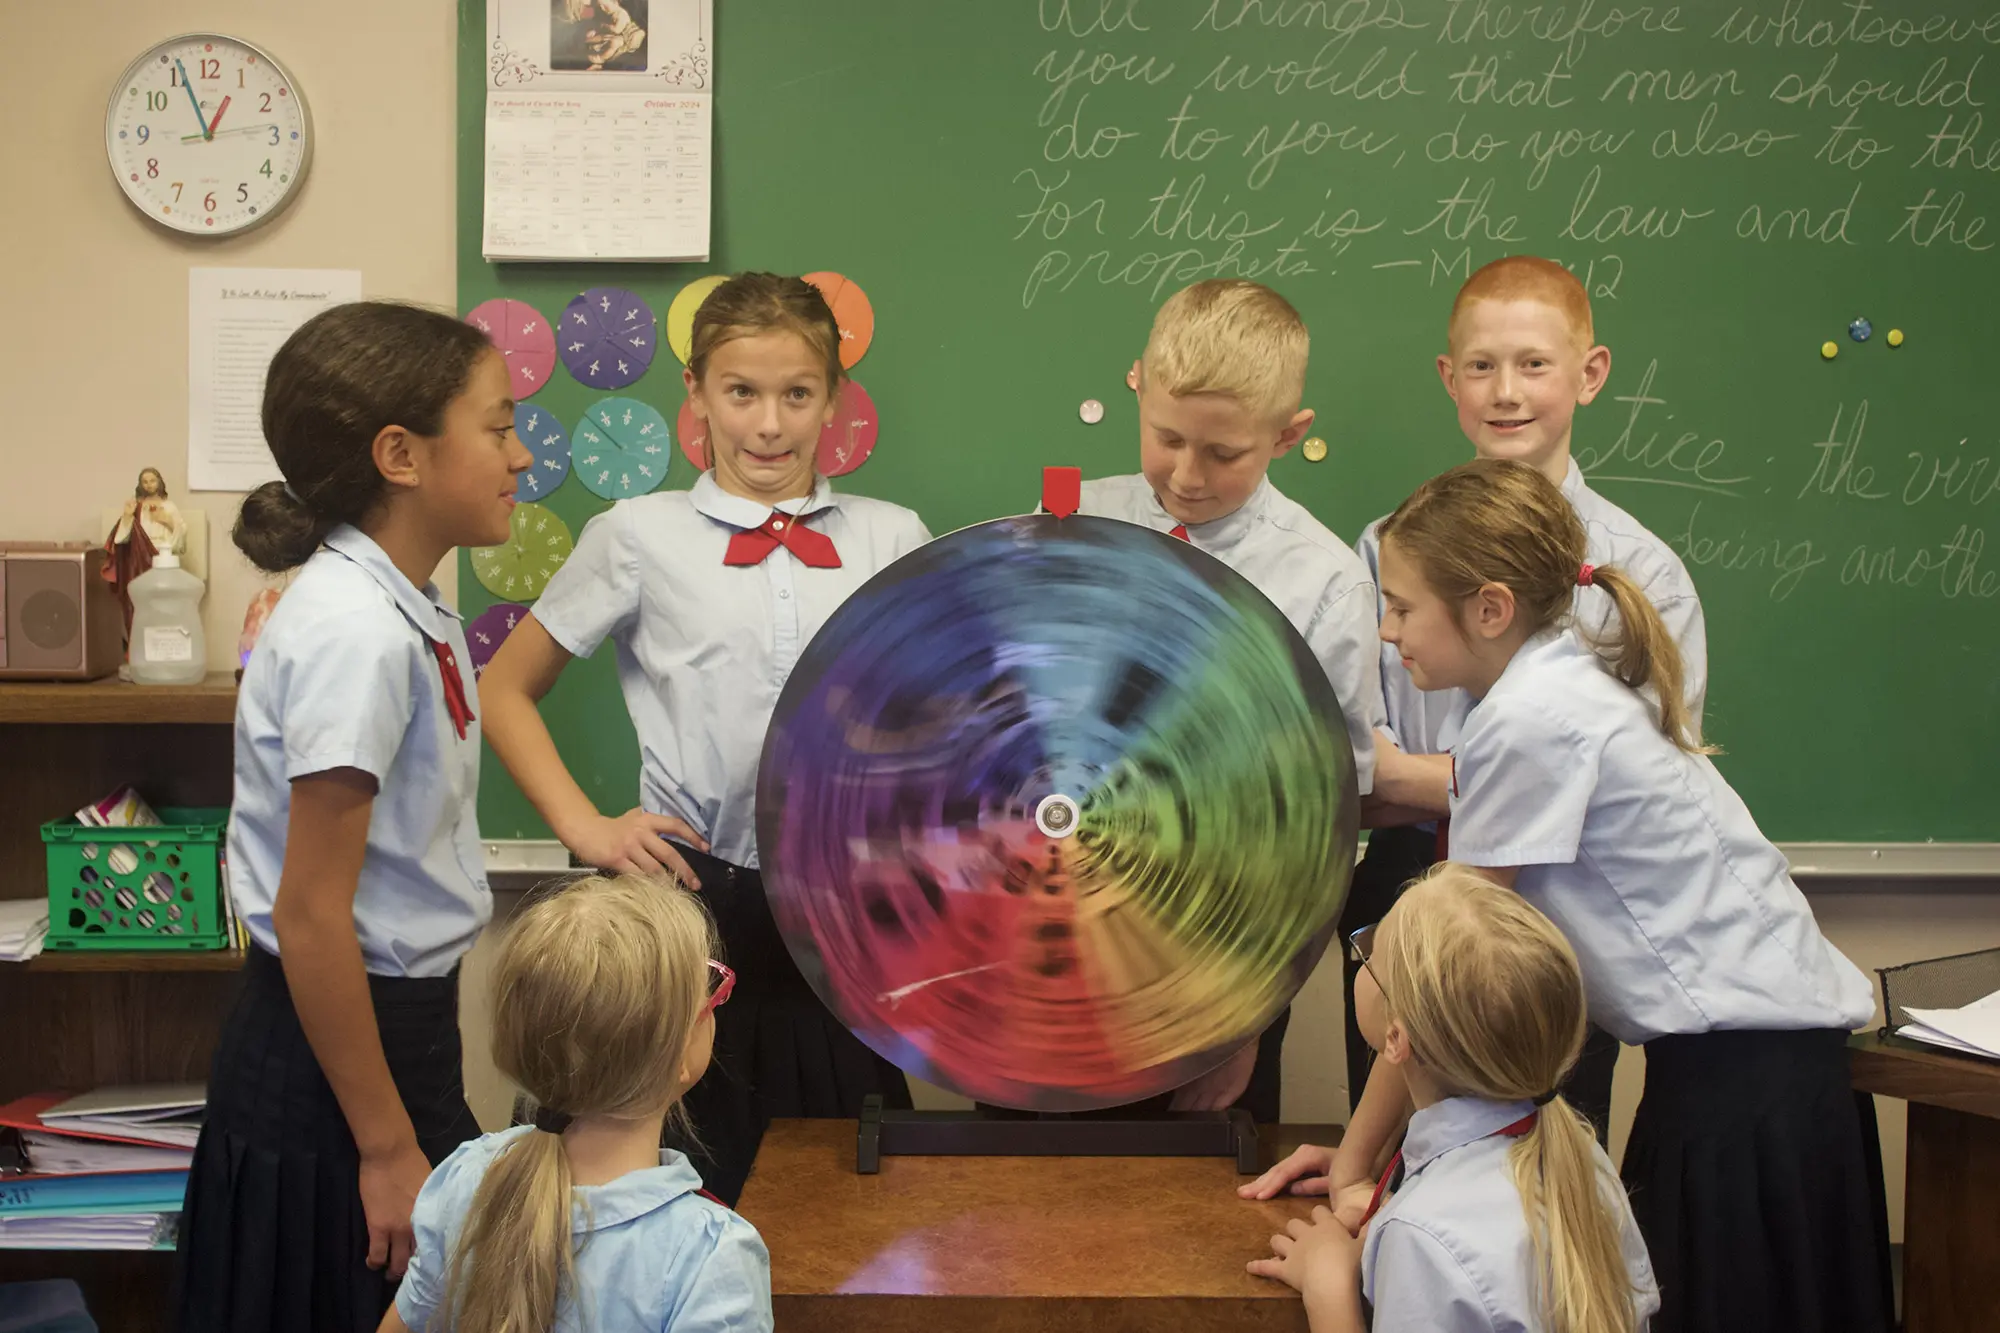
[1375,866,1643,1333]
[444,1130,576,1333]
[1380,457,1709,753]
[1586,565,1708,753]
[1511,1097,1641,1333]
[440,875,716,1333]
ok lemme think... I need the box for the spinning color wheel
[757,514,1357,1112]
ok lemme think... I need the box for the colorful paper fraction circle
[573,397,673,500]
[559,287,658,390]
[513,403,571,502]
[466,603,528,677]
[471,503,573,602]
[673,381,876,477]
[464,299,557,399]
[667,275,730,365]
[803,272,876,369]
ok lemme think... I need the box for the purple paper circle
[467,603,529,677]
[558,287,659,390]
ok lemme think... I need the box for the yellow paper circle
[667,275,730,366]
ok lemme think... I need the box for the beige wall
[0,0,460,656]
[9,0,1997,1255]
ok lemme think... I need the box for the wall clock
[105,33,313,235]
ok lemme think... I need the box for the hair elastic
[1532,1089,1560,1107]
[531,1105,573,1134]
[1577,564,1595,587]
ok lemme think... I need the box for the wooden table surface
[738,1119,1335,1332]
[1849,1030,2000,1118]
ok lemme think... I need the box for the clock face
[105,34,312,236]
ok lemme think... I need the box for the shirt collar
[690,470,840,531]
[1560,457,1588,503]
[562,1145,708,1233]
[322,525,460,642]
[1402,1095,1538,1176]
[1148,476,1272,553]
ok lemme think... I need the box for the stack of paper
[1898,988,2000,1059]
[0,899,48,963]
[39,1085,206,1149]
[0,1088,201,1251]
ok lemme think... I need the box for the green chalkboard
[458,0,2000,844]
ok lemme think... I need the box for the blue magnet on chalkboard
[1849,317,1873,342]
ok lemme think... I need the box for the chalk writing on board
[1901,444,2000,507]
[1561,166,1715,241]
[1670,503,1826,603]
[1015,169,1111,239]
[1799,403,1893,502]
[1579,361,1752,496]
[1888,187,1994,248]
[1841,526,2000,599]
[1734,184,1861,242]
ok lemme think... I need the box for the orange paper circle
[804,271,876,369]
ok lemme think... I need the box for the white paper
[1901,988,2000,1060]
[483,0,713,261]
[21,1134,193,1175]
[0,898,48,962]
[188,268,362,491]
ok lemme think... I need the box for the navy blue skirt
[1623,1028,1894,1333]
[173,946,480,1333]
[668,846,911,1206]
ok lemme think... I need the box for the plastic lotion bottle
[128,553,207,685]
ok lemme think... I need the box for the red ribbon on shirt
[1169,524,1190,542]
[1359,1110,1536,1228]
[723,513,841,569]
[429,639,475,740]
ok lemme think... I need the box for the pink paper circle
[676,398,711,471]
[817,381,879,477]
[465,299,557,399]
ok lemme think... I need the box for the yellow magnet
[1821,341,1839,360]
[1887,328,1905,348]
[1301,437,1328,462]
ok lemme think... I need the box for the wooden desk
[738,1119,1331,1331]
[1850,1033,2000,1333]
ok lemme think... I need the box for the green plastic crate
[42,807,230,951]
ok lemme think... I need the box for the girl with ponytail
[1255,458,1888,1333]
[1252,866,1657,1333]
[384,875,771,1333]
[180,302,531,1332]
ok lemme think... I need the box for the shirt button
[778,588,792,599]
[773,518,786,530]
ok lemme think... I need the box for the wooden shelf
[0,673,237,725]
[25,948,245,974]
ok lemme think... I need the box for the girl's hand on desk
[1240,1142,1334,1200]
[567,809,708,888]
[1247,1205,1363,1300]
[358,1137,431,1278]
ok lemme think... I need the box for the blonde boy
[1076,279,1393,1119]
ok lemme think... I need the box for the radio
[0,543,125,681]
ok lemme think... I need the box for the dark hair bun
[234,480,333,573]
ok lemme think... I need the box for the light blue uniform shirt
[1077,473,1387,794]
[227,526,491,978]
[1361,1096,1658,1333]
[533,473,931,868]
[396,1126,773,1332]
[1359,459,1709,758]
[1446,631,1875,1045]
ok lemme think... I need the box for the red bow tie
[429,639,475,740]
[1169,524,1190,542]
[724,512,841,569]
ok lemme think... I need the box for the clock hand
[206,94,231,137]
[181,123,273,143]
[173,59,211,140]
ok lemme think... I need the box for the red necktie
[429,639,474,740]
[724,513,841,569]
[1169,525,1190,542]
[1359,1110,1536,1227]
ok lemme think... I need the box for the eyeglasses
[1347,923,1379,984]
[702,960,735,1016]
